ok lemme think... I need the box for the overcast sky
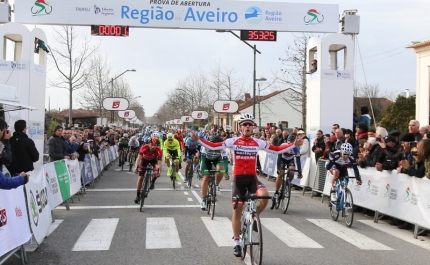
[10,0,430,116]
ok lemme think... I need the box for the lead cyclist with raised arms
[192,113,303,257]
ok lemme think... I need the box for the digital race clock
[91,25,129,37]
[240,30,277,41]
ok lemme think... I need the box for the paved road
[7,161,430,265]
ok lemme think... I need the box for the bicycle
[204,169,222,220]
[270,168,300,214]
[233,190,272,265]
[119,147,128,171]
[167,155,178,189]
[185,154,200,188]
[329,176,355,227]
[140,164,156,212]
[128,150,138,172]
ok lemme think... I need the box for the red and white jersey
[139,145,163,161]
[199,136,296,177]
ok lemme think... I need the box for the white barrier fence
[0,146,118,263]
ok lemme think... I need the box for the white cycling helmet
[130,136,137,141]
[151,132,159,138]
[167,133,174,139]
[238,113,255,125]
[340,143,353,155]
[123,133,129,138]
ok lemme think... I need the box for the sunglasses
[241,122,254,127]
[342,153,350,157]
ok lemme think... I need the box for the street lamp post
[216,30,261,118]
[108,69,136,123]
[255,77,267,128]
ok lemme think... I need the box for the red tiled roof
[406,40,430,49]
[237,90,288,111]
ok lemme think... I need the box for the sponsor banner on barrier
[0,186,32,257]
[43,160,71,210]
[107,148,114,162]
[25,166,52,244]
[90,155,99,179]
[82,155,95,185]
[66,159,82,196]
[95,156,102,176]
[102,149,109,167]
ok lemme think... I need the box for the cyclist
[199,134,225,210]
[191,113,303,257]
[127,136,140,166]
[183,132,200,183]
[273,142,301,204]
[118,133,129,166]
[326,142,362,202]
[174,129,184,152]
[163,133,181,181]
[156,125,166,148]
[133,137,163,203]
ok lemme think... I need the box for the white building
[232,89,302,131]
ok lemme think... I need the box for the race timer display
[240,30,277,41]
[91,25,129,37]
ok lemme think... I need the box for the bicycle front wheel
[206,185,212,215]
[250,214,263,265]
[140,175,149,212]
[281,178,291,214]
[187,163,193,188]
[344,189,354,227]
[210,182,216,220]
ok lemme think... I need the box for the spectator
[66,136,79,154]
[334,128,345,150]
[7,120,39,175]
[368,128,376,138]
[272,129,283,146]
[0,157,29,189]
[355,122,369,141]
[419,126,429,137]
[353,106,371,128]
[376,136,399,171]
[312,130,325,162]
[321,134,332,159]
[357,137,381,168]
[397,133,424,178]
[409,120,423,142]
[308,59,317,73]
[344,129,354,140]
[417,139,430,179]
[288,127,298,142]
[0,118,12,170]
[297,130,310,168]
[48,126,70,162]
[424,132,430,140]
[332,124,339,135]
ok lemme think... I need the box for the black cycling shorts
[186,149,198,160]
[118,143,128,150]
[232,175,267,204]
[279,157,295,169]
[139,159,158,177]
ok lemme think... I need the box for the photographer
[376,136,399,171]
[397,133,424,178]
[357,137,381,168]
[416,139,430,179]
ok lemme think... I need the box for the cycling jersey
[128,140,140,148]
[139,145,163,161]
[281,144,300,160]
[119,137,129,145]
[163,138,181,158]
[326,150,361,181]
[199,136,296,177]
[200,146,228,158]
[185,138,199,150]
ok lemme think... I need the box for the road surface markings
[308,219,393,250]
[191,190,202,203]
[72,218,119,251]
[261,218,323,248]
[187,198,193,202]
[359,220,430,251]
[56,205,200,210]
[201,217,234,247]
[146,217,181,249]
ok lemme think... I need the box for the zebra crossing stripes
[72,218,119,251]
[261,218,323,248]
[201,217,234,247]
[146,217,181,249]
[308,219,393,250]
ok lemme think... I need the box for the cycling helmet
[123,133,129,138]
[151,137,159,145]
[151,132,159,138]
[210,134,223,143]
[340,143,353,155]
[177,129,182,134]
[130,136,137,141]
[238,113,255,125]
[167,133,174,139]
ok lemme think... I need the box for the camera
[409,141,417,148]
[411,151,418,156]
[376,137,382,142]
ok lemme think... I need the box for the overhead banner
[118,110,136,118]
[173,119,184,124]
[25,166,52,244]
[102,97,129,111]
[0,187,32,257]
[213,100,239,113]
[15,1,339,33]
[181,116,194,123]
[191,111,208,120]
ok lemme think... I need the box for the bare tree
[353,82,391,126]
[49,26,99,126]
[275,33,322,130]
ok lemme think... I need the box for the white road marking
[72,218,119,251]
[195,185,200,188]
[308,219,393,250]
[359,220,430,251]
[146,217,181,249]
[56,205,201,210]
[261,218,323,248]
[177,182,182,185]
[201,217,234,247]
[181,186,185,189]
[187,198,193,202]
[47,219,64,237]
[243,256,252,265]
[183,192,189,195]
[178,171,186,181]
[191,190,202,202]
